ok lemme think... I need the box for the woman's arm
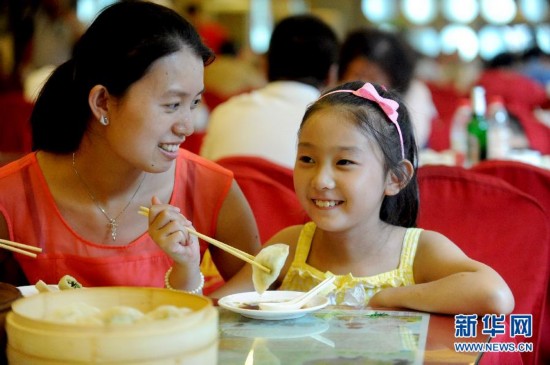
[368,230,515,315]
[209,225,302,299]
[210,181,262,281]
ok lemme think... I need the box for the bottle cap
[471,86,486,115]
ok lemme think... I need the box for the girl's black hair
[300,81,419,227]
[31,1,215,152]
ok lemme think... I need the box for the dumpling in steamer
[101,305,145,325]
[45,302,102,325]
[144,305,192,321]
[252,243,289,294]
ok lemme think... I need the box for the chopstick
[138,206,270,273]
[0,238,42,258]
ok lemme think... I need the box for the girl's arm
[368,230,515,315]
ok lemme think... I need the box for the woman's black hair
[31,1,215,152]
[299,81,419,227]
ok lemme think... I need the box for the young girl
[215,81,514,315]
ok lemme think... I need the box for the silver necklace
[72,153,146,241]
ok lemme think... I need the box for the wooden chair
[471,159,550,364]
[215,156,309,243]
[417,164,550,365]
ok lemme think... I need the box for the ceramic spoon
[259,276,335,311]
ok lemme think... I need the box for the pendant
[108,219,118,241]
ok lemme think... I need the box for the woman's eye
[191,99,201,110]
[166,103,180,111]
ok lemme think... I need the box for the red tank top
[0,150,233,287]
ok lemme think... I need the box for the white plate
[17,284,59,297]
[218,291,329,320]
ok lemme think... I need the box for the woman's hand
[146,196,200,268]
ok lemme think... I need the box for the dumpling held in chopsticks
[252,243,289,294]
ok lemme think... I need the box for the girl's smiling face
[294,107,390,232]
[103,49,205,172]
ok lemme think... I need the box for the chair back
[471,160,550,211]
[417,164,550,365]
[0,91,33,153]
[180,132,205,155]
[471,159,550,364]
[215,156,309,243]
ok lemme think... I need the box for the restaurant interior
[0,1,549,365]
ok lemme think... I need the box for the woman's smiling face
[104,49,205,172]
[294,107,389,232]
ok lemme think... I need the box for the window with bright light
[401,0,436,25]
[442,0,478,23]
[361,0,397,23]
[520,0,549,23]
[77,0,117,25]
[480,0,517,24]
[407,27,440,57]
[536,25,550,53]
[440,25,479,61]
[249,0,272,54]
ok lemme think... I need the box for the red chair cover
[0,91,33,157]
[425,81,467,151]
[472,159,550,364]
[180,132,206,155]
[215,156,309,243]
[417,165,550,365]
[477,69,550,155]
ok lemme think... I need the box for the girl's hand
[146,196,200,268]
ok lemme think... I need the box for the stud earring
[99,115,109,126]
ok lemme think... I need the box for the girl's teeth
[159,144,178,152]
[314,200,339,208]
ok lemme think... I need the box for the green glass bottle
[466,86,488,166]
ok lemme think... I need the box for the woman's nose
[173,115,194,137]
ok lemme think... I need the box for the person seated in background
[200,14,339,169]
[338,27,437,150]
[212,81,514,316]
[0,1,261,294]
[19,0,85,84]
[477,51,550,155]
[517,46,550,89]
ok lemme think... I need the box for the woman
[0,1,261,293]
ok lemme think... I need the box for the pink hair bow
[319,82,404,159]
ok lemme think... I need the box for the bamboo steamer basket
[5,287,218,364]
[1,283,22,365]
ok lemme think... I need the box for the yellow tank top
[279,222,422,305]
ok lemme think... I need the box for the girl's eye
[337,159,355,166]
[297,155,313,164]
